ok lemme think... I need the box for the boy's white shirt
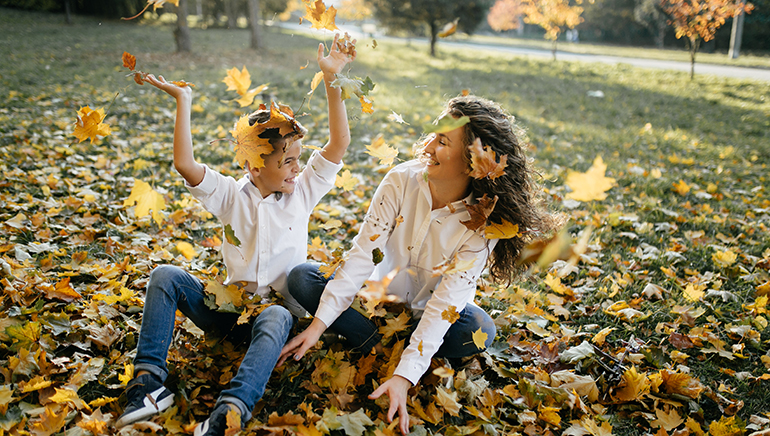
[315,160,497,385]
[186,150,343,317]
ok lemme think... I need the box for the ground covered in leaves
[1,7,770,436]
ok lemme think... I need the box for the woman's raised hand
[318,32,357,77]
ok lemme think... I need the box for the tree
[661,0,754,79]
[174,0,191,52]
[634,0,668,48]
[247,0,262,49]
[519,0,584,60]
[487,0,526,32]
[366,0,490,57]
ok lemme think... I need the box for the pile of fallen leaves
[2,3,770,436]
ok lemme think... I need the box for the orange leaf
[437,18,459,38]
[223,66,252,96]
[613,366,650,402]
[230,114,274,171]
[378,311,411,340]
[122,51,136,71]
[565,156,616,201]
[441,306,461,324]
[43,277,82,302]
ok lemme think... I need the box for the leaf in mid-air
[359,95,373,114]
[335,169,359,191]
[437,18,459,38]
[423,114,470,134]
[123,179,166,226]
[379,311,411,340]
[122,51,136,71]
[484,219,519,240]
[371,247,384,265]
[469,138,508,180]
[365,134,398,166]
[565,156,616,201]
[73,106,111,144]
[304,0,339,31]
[121,0,179,20]
[461,194,498,231]
[224,224,241,247]
[330,75,364,101]
[432,255,476,277]
[472,327,488,349]
[223,66,252,96]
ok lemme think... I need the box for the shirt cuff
[185,164,216,195]
[307,150,343,181]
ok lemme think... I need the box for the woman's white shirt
[186,150,342,317]
[315,160,496,384]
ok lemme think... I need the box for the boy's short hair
[248,103,308,152]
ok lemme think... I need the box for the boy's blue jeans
[287,263,496,359]
[134,265,293,420]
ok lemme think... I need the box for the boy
[116,34,356,436]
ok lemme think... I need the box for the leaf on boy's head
[423,115,470,134]
[303,0,339,31]
[231,115,274,170]
[469,138,508,181]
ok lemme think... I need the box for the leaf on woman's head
[73,106,111,144]
[304,0,339,31]
[122,52,136,71]
[469,138,508,180]
[461,194,498,231]
[423,114,470,134]
[231,114,274,170]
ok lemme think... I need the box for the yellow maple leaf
[320,248,348,278]
[683,283,705,302]
[484,219,519,240]
[565,156,616,201]
[672,179,691,196]
[651,407,684,431]
[434,386,462,416]
[225,406,242,435]
[592,326,615,346]
[304,0,339,31]
[308,71,325,97]
[712,249,737,268]
[709,416,742,436]
[175,241,197,260]
[441,306,460,324]
[223,66,252,96]
[235,84,269,108]
[0,385,16,414]
[538,405,561,426]
[231,114,274,170]
[472,328,488,350]
[360,95,374,114]
[73,106,111,144]
[335,169,359,191]
[29,405,67,436]
[118,363,133,386]
[77,409,111,435]
[581,416,614,436]
[308,236,331,262]
[123,179,166,226]
[366,134,398,166]
[613,366,650,402]
[378,311,411,340]
[204,280,243,308]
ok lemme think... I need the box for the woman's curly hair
[445,95,564,283]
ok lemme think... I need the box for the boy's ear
[245,161,261,177]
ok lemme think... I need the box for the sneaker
[115,373,175,428]
[194,402,242,436]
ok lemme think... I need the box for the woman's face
[422,125,471,185]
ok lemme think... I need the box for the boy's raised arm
[318,33,357,165]
[145,74,206,186]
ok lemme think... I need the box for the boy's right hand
[145,74,192,101]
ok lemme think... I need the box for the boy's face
[249,140,302,197]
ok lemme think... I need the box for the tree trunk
[64,0,72,24]
[552,40,557,61]
[655,18,666,49]
[175,0,192,52]
[688,37,699,80]
[728,5,745,59]
[247,0,262,50]
[224,0,237,29]
[429,21,437,57]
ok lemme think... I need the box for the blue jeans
[134,265,293,420]
[287,263,496,359]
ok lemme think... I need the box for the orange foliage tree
[488,0,585,60]
[661,0,754,79]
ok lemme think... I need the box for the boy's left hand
[318,32,357,77]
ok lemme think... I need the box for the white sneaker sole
[115,387,175,428]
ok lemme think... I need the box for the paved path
[278,23,770,82]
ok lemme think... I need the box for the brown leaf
[469,138,508,180]
[460,194,498,231]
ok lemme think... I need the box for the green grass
[1,6,770,436]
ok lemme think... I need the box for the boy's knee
[287,263,316,298]
[259,305,293,329]
[149,264,181,283]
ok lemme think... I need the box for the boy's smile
[249,141,302,198]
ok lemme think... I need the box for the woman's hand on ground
[369,375,412,435]
[278,317,327,366]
